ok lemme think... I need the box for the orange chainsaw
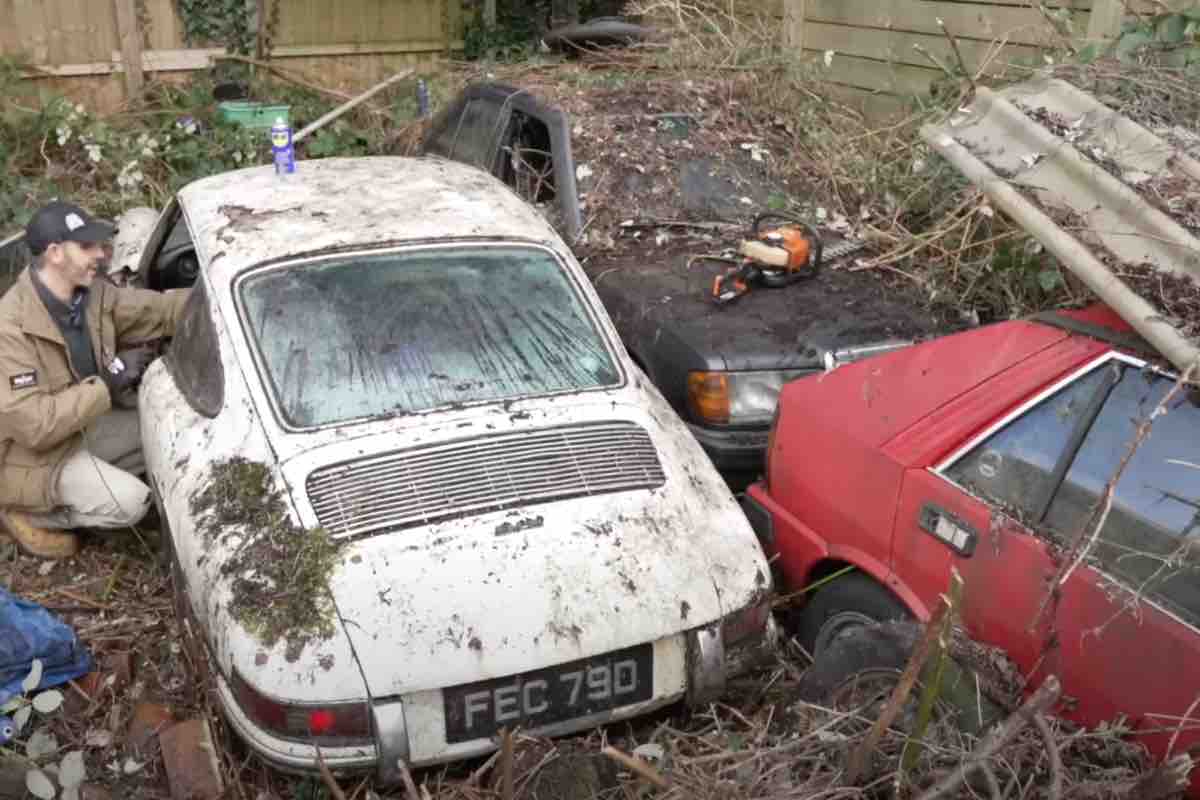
[709,213,824,306]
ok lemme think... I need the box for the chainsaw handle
[751,213,823,284]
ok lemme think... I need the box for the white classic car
[126,156,775,782]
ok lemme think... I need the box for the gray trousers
[28,409,152,530]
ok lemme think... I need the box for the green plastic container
[217,101,291,131]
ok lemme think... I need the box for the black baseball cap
[25,201,117,256]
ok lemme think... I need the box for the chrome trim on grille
[306,422,665,538]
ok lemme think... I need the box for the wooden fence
[782,0,1192,105]
[2,0,465,112]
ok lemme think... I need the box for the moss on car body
[190,457,342,656]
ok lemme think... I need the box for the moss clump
[190,457,343,656]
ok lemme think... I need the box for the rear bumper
[214,621,769,782]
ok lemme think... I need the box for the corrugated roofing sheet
[922,77,1200,375]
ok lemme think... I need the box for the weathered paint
[757,314,1200,796]
[140,156,771,773]
[179,156,563,289]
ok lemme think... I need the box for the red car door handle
[918,504,977,557]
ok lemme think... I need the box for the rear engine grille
[306,422,665,538]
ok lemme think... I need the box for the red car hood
[783,319,1074,450]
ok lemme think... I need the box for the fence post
[1087,0,1125,40]
[785,0,806,50]
[113,0,145,99]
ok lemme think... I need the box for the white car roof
[178,156,563,282]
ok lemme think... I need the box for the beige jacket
[0,268,189,511]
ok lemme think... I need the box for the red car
[745,304,1199,783]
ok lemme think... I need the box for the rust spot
[468,636,483,652]
[254,652,269,667]
[318,654,335,671]
[680,601,691,621]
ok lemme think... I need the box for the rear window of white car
[239,245,620,428]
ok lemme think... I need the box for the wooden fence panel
[796,0,1094,98]
[145,0,187,51]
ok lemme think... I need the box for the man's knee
[109,480,152,527]
[55,453,153,529]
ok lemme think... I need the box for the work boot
[0,510,80,560]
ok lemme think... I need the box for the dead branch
[1128,753,1196,800]
[914,676,1062,800]
[500,728,514,800]
[936,17,977,94]
[314,746,349,800]
[398,759,422,800]
[1034,713,1064,800]
[845,601,950,784]
[601,745,672,789]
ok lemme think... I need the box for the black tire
[799,621,1006,736]
[798,619,918,704]
[795,573,910,657]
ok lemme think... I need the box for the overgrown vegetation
[461,0,628,61]
[603,0,1200,324]
[189,457,342,657]
[0,58,434,238]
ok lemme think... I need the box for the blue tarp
[0,587,93,707]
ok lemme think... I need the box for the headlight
[687,369,813,426]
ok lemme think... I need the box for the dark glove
[101,347,156,409]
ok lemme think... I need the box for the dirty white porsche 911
[126,156,775,782]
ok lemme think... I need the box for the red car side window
[943,366,1110,529]
[1046,367,1200,625]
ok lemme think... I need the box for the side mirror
[108,207,159,286]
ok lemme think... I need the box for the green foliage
[177,0,255,54]
[0,57,403,238]
[1113,5,1200,68]
[306,121,368,158]
[463,12,540,62]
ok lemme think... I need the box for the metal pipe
[293,68,414,144]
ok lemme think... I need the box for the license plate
[443,643,654,743]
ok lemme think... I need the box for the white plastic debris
[633,743,666,761]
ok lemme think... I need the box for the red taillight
[307,709,336,736]
[231,670,371,743]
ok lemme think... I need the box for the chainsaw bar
[821,238,867,263]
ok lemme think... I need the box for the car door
[891,360,1115,677]
[1035,359,1200,762]
[893,352,1200,765]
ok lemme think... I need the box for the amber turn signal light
[687,372,731,425]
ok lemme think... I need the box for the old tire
[796,573,910,657]
[798,620,917,704]
[799,621,1006,737]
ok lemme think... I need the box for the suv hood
[592,248,955,371]
[279,395,768,696]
